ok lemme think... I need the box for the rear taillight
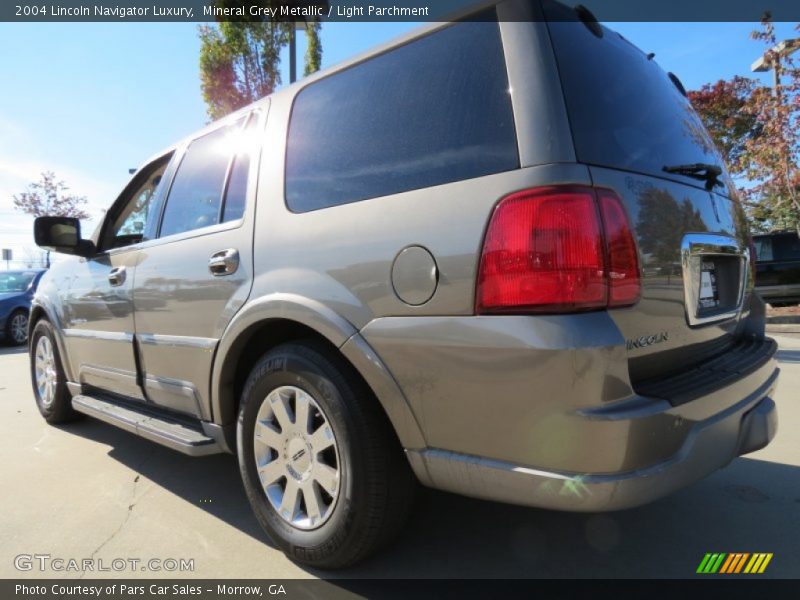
[597,189,642,307]
[476,186,640,314]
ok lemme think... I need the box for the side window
[754,238,773,262]
[159,120,243,238]
[774,234,800,261]
[221,112,259,223]
[103,155,171,250]
[285,11,517,212]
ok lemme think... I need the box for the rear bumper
[362,313,780,511]
[407,388,777,512]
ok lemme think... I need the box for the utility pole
[289,26,297,84]
[751,38,799,108]
[752,38,800,234]
[289,20,309,84]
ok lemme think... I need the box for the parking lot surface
[1,335,798,579]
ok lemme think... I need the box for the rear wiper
[662,163,723,191]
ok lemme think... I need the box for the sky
[0,18,798,267]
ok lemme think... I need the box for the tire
[29,319,80,424]
[6,309,29,346]
[237,340,416,569]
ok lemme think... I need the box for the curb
[766,323,800,334]
[766,316,800,324]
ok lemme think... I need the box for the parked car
[753,231,800,306]
[28,0,778,568]
[0,269,45,345]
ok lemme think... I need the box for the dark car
[0,269,46,345]
[754,231,800,306]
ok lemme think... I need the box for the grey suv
[29,0,779,568]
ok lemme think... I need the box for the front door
[63,153,173,400]
[132,112,260,418]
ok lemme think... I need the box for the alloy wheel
[10,312,28,344]
[34,335,57,407]
[253,385,340,530]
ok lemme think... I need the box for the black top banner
[3,0,800,23]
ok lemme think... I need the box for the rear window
[544,3,728,187]
[285,12,518,213]
[755,234,800,261]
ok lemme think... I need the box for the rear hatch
[543,1,755,385]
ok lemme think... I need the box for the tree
[742,17,800,234]
[13,171,90,266]
[636,188,708,265]
[688,19,800,234]
[198,2,322,120]
[687,76,761,170]
[13,171,90,220]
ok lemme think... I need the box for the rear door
[131,111,260,418]
[544,2,753,383]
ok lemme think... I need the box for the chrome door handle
[108,266,126,287]
[208,249,239,276]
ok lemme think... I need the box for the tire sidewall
[29,319,68,418]
[237,347,363,555]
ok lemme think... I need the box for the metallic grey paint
[30,0,780,513]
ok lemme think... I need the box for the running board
[71,394,223,456]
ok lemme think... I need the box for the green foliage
[12,171,90,220]
[304,21,322,76]
[198,2,323,121]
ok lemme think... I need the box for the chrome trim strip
[80,364,138,384]
[681,233,747,327]
[144,376,203,417]
[137,333,217,350]
[63,329,134,342]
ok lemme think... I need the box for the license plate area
[696,256,742,318]
[682,234,747,326]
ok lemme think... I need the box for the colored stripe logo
[696,553,773,574]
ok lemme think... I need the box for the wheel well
[218,319,351,426]
[27,306,45,331]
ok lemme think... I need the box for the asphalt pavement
[0,335,798,580]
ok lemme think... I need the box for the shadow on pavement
[57,418,800,579]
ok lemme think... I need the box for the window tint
[222,113,259,223]
[774,234,800,261]
[754,237,773,262]
[0,271,36,293]
[160,122,241,238]
[105,155,171,250]
[285,13,517,212]
[545,2,730,189]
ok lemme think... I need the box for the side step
[72,394,223,456]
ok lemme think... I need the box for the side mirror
[33,216,95,257]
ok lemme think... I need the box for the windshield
[544,3,731,192]
[0,272,37,293]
